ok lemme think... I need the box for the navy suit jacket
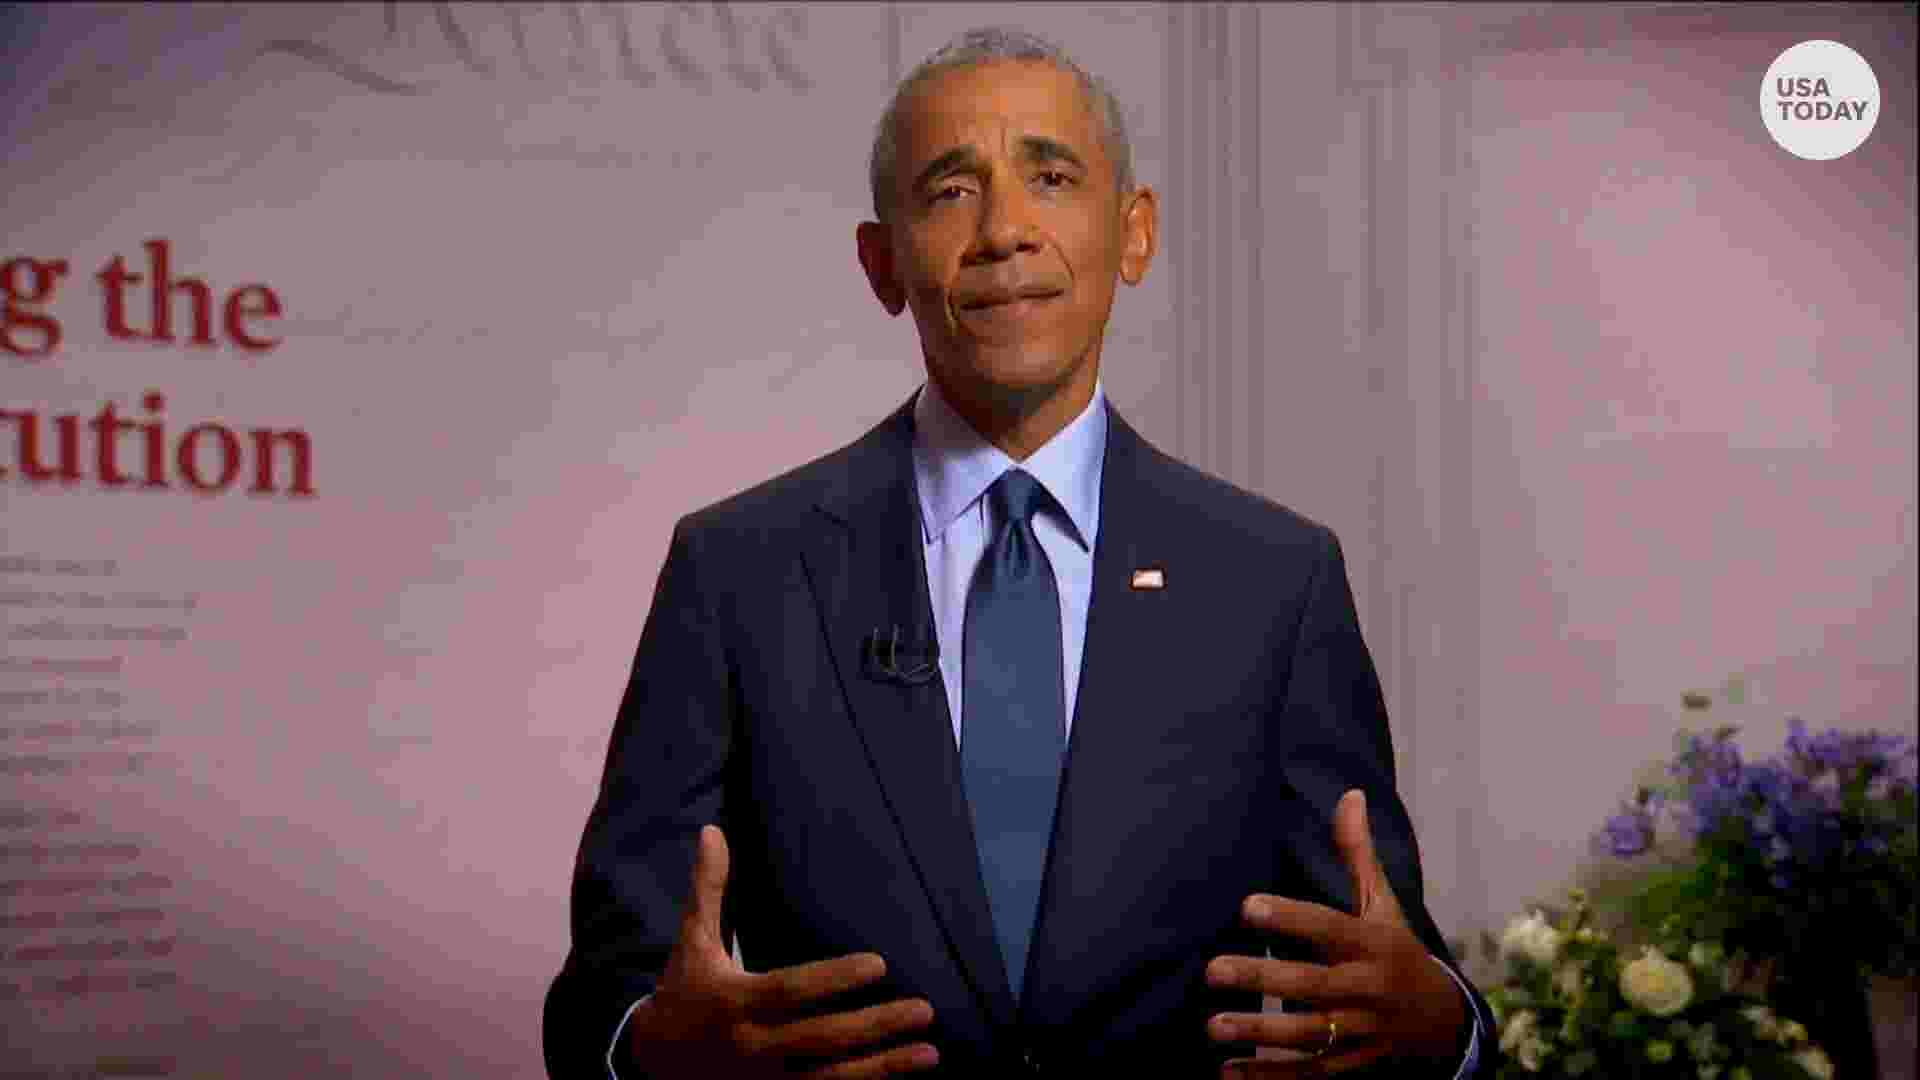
[544,394,1496,1077]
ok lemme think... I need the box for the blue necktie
[961,468,1066,1003]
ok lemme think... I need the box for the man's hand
[626,825,940,1079]
[1204,790,1467,1076]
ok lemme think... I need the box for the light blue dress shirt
[910,375,1105,742]
[606,378,1479,1078]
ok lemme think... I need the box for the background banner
[0,3,925,1075]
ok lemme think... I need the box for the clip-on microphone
[863,625,940,686]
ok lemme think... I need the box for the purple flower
[1599,807,1655,856]
[1786,718,1918,780]
[1603,719,1915,897]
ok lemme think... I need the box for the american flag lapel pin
[1130,567,1166,590]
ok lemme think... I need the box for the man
[545,27,1496,1079]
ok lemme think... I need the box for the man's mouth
[958,288,1065,312]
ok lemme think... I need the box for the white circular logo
[1761,40,1880,160]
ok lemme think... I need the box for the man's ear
[856,221,907,316]
[1118,185,1158,286]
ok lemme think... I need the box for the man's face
[859,60,1155,415]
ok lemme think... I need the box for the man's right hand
[624,825,941,1079]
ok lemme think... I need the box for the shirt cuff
[1431,954,1483,1079]
[606,993,650,1080]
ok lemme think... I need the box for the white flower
[1554,961,1587,1000]
[1791,1046,1834,1080]
[1779,1020,1809,1045]
[1518,1034,1551,1073]
[1500,1009,1537,1055]
[1501,910,1563,967]
[1620,947,1694,1016]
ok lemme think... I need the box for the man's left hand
[1204,789,1467,1076]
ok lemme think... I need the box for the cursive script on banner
[260,1,813,95]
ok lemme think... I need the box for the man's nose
[969,184,1042,262]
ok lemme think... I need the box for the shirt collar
[911,374,1106,551]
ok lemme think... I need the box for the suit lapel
[799,397,1018,1030]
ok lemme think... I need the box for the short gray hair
[868,26,1136,223]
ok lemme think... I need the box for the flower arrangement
[1588,706,1919,1077]
[1480,889,1833,1078]
[1595,715,1918,977]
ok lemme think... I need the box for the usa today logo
[1761,40,1880,160]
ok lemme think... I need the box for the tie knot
[988,469,1050,528]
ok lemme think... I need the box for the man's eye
[931,183,971,203]
[1036,170,1073,189]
